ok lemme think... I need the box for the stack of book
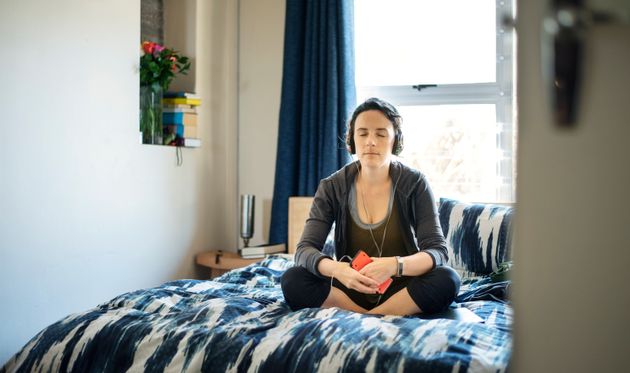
[238,243,286,259]
[162,92,201,147]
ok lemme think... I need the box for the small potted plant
[139,41,190,145]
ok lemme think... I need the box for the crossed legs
[322,286,420,315]
[281,266,460,316]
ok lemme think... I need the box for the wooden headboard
[288,197,314,254]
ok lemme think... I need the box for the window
[355,0,516,202]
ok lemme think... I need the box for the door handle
[542,1,629,127]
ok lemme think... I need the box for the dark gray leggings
[281,265,461,314]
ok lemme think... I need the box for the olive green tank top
[347,182,407,305]
[347,181,406,259]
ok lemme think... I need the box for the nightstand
[196,250,262,278]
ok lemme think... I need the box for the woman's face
[354,110,396,169]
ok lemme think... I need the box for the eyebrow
[356,127,389,132]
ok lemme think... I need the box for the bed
[2,198,513,372]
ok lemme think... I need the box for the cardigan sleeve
[294,179,335,278]
[412,175,449,267]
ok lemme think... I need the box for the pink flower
[170,56,177,71]
[153,44,165,54]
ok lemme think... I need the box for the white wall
[512,0,630,371]
[0,0,238,363]
[238,0,285,247]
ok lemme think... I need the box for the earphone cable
[357,163,401,258]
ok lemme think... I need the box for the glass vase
[139,85,163,145]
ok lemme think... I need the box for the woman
[281,98,460,316]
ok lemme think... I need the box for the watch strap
[395,256,404,277]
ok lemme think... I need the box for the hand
[334,263,380,294]
[359,257,397,284]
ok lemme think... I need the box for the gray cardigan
[295,160,448,277]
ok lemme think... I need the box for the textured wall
[141,0,163,44]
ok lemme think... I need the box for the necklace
[358,171,393,258]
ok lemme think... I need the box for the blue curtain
[269,0,356,245]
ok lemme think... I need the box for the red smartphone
[351,250,393,294]
[351,250,372,271]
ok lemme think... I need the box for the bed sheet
[2,255,511,373]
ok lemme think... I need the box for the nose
[366,134,376,146]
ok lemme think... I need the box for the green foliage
[140,41,191,91]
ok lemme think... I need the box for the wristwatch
[395,256,404,277]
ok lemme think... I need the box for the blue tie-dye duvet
[2,256,511,372]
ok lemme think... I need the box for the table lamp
[240,194,255,247]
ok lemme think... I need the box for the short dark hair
[346,97,404,155]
